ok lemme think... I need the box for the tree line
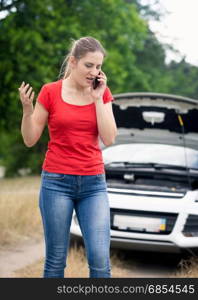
[1,0,198,176]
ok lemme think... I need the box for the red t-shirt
[37,79,114,175]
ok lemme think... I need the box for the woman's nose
[90,69,100,77]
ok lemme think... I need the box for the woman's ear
[69,56,77,69]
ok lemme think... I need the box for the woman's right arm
[19,82,49,147]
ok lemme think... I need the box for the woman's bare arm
[19,82,48,147]
[95,100,117,146]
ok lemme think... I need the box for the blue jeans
[39,170,111,278]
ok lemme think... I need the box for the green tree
[0,0,148,175]
[167,60,198,99]
[134,29,173,92]
[2,0,197,177]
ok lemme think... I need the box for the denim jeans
[39,170,111,278]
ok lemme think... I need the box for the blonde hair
[58,36,106,79]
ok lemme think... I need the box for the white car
[70,92,198,253]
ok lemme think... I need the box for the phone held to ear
[93,72,101,89]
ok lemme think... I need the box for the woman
[18,36,117,278]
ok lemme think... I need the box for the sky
[142,0,198,66]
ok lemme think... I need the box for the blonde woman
[18,36,117,278]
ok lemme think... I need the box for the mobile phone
[93,73,100,89]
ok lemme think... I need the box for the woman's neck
[63,76,88,94]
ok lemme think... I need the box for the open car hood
[113,92,198,113]
[111,92,198,150]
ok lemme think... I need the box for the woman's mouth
[86,77,94,83]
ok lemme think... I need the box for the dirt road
[0,240,44,278]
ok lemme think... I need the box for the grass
[1,175,198,278]
[13,243,133,278]
[0,176,42,247]
[172,256,198,278]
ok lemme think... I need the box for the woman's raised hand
[18,82,35,115]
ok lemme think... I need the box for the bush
[0,128,48,177]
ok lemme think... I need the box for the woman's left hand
[90,70,107,101]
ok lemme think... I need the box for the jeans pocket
[42,170,65,180]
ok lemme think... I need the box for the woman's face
[70,51,104,88]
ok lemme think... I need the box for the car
[70,92,198,253]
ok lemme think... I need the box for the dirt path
[0,239,44,278]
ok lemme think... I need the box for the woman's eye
[85,64,101,69]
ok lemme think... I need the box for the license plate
[113,214,166,232]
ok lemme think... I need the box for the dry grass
[172,256,198,278]
[13,243,133,278]
[0,176,42,247]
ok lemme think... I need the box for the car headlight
[182,214,198,237]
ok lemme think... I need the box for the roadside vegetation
[0,176,42,247]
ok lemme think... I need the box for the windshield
[103,143,198,170]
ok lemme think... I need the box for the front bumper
[70,189,198,253]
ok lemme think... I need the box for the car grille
[110,208,178,235]
[182,214,198,236]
